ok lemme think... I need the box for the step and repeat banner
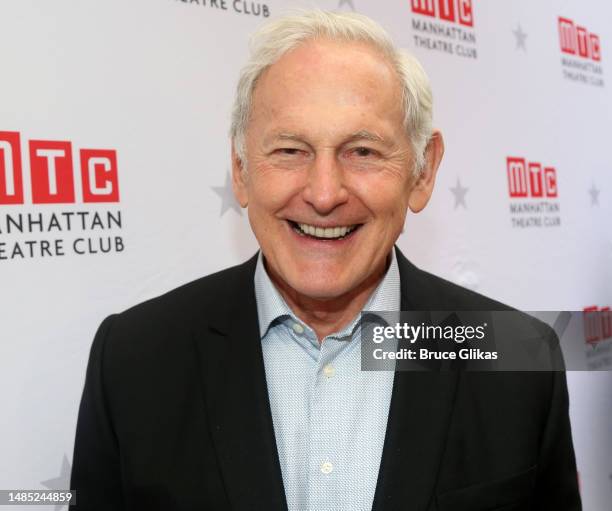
[1,0,610,509]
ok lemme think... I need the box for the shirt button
[323,364,336,378]
[320,461,334,475]
[292,322,304,334]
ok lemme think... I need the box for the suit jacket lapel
[192,248,457,511]
[371,247,459,511]
[193,253,288,511]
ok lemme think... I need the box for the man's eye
[353,147,375,157]
[277,148,301,155]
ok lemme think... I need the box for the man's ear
[231,142,249,208]
[408,130,445,213]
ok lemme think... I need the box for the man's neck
[264,254,390,343]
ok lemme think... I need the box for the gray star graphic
[552,311,572,340]
[338,0,355,10]
[513,24,528,51]
[588,183,600,206]
[450,178,468,209]
[212,172,243,216]
[41,454,71,511]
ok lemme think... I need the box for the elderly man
[71,10,581,511]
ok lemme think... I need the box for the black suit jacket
[71,247,581,510]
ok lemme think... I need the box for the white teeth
[296,223,357,239]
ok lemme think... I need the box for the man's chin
[283,277,359,302]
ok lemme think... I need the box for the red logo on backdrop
[506,157,558,199]
[0,132,24,205]
[0,131,119,205]
[80,149,120,203]
[29,140,75,204]
[558,17,601,61]
[583,306,612,346]
[411,0,473,27]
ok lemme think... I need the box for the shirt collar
[254,248,401,339]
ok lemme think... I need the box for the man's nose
[302,154,349,214]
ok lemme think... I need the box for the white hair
[229,9,434,176]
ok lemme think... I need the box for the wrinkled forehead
[255,38,400,95]
[248,39,405,139]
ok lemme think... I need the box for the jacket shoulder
[395,248,560,362]
[88,253,258,380]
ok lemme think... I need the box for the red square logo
[80,149,120,203]
[528,163,543,198]
[507,157,528,198]
[29,140,75,204]
[0,131,24,205]
[601,307,612,340]
[438,0,456,23]
[544,167,558,198]
[590,34,601,61]
[559,17,576,55]
[576,26,590,58]
[584,306,601,345]
[457,0,473,27]
[411,0,436,18]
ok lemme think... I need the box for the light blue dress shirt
[255,250,400,511]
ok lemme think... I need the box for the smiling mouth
[288,220,362,240]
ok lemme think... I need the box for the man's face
[233,39,437,300]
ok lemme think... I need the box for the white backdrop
[0,1,610,509]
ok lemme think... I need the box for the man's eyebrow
[276,132,305,142]
[264,130,391,146]
[263,132,308,145]
[345,130,387,144]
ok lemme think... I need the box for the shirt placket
[307,333,351,511]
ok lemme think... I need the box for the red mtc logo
[583,306,612,346]
[411,0,473,27]
[558,17,601,61]
[0,130,119,205]
[506,157,558,199]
